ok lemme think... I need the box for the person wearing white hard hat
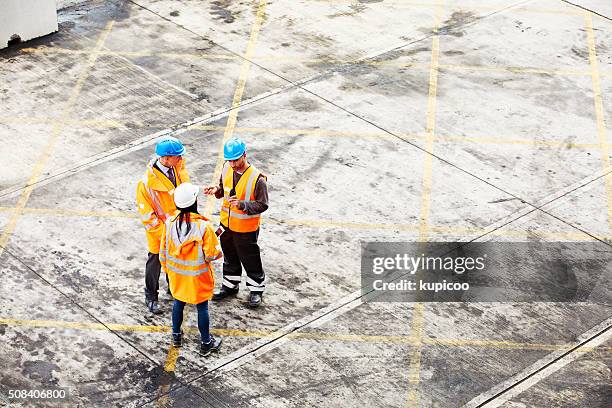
[203,138,269,308]
[160,183,223,356]
[136,136,189,315]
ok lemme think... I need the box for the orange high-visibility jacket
[160,213,222,304]
[220,164,266,233]
[136,158,189,253]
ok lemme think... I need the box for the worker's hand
[203,186,218,195]
[228,196,241,209]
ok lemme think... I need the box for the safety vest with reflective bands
[220,164,266,233]
[136,158,189,253]
[160,213,222,304]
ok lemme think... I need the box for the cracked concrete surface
[0,0,611,407]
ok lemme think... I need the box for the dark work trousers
[219,229,266,293]
[145,252,169,301]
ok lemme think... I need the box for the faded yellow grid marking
[585,13,612,235]
[2,116,604,150]
[0,206,604,241]
[201,0,268,218]
[19,47,612,77]
[2,317,611,354]
[0,21,114,259]
[158,2,269,402]
[407,3,443,406]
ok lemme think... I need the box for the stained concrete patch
[172,339,412,408]
[500,339,612,408]
[21,128,220,212]
[455,201,606,243]
[440,3,593,70]
[419,346,550,407]
[0,52,86,120]
[303,301,417,338]
[425,303,612,345]
[0,123,57,191]
[100,0,286,104]
[302,63,431,140]
[0,255,182,407]
[136,0,439,80]
[57,0,131,40]
[435,71,598,145]
[539,177,611,238]
[2,0,612,406]
[429,135,602,204]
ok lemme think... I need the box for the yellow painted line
[0,115,604,151]
[0,116,127,128]
[0,21,114,260]
[438,63,594,77]
[310,0,583,15]
[407,4,442,404]
[428,224,602,240]
[0,114,605,150]
[0,207,140,218]
[21,47,237,61]
[288,331,418,344]
[418,26,440,241]
[3,318,610,354]
[422,337,611,353]
[20,46,612,78]
[159,1,268,390]
[202,0,268,218]
[434,133,600,149]
[0,206,605,241]
[585,13,612,236]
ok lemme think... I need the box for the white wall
[0,0,58,49]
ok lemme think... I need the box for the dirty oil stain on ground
[210,0,236,23]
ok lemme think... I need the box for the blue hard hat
[156,136,185,157]
[224,138,247,160]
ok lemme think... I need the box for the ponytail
[175,201,199,241]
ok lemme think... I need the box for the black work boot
[212,287,239,301]
[146,299,163,315]
[199,336,222,357]
[248,292,263,308]
[172,332,183,348]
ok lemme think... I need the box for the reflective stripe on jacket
[160,213,222,304]
[219,164,265,232]
[136,158,189,253]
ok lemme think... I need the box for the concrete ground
[0,0,611,407]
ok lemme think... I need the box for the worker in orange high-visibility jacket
[203,138,268,308]
[136,136,190,315]
[160,182,223,356]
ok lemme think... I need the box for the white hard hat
[174,183,199,208]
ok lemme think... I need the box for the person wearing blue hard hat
[136,136,190,315]
[203,138,269,308]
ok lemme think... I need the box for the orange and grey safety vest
[220,164,266,233]
[136,158,189,253]
[160,213,222,304]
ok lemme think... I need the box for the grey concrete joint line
[2,0,531,203]
[1,247,214,407]
[560,0,612,21]
[140,293,363,406]
[0,79,302,200]
[465,316,612,407]
[123,0,611,246]
[144,168,612,405]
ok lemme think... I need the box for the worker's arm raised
[203,176,224,198]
